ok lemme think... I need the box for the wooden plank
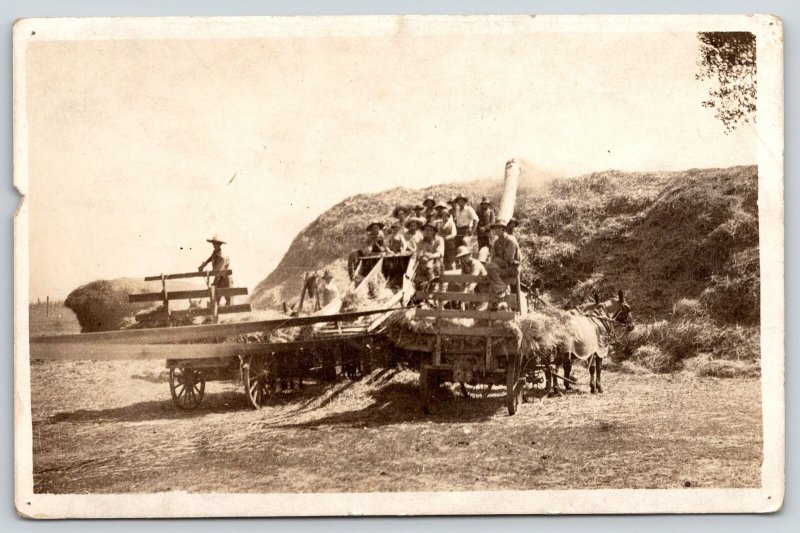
[359,252,413,260]
[30,342,263,361]
[416,291,517,305]
[169,303,252,319]
[415,309,516,321]
[30,307,403,346]
[144,270,232,281]
[435,326,516,338]
[440,274,488,283]
[129,287,248,303]
[353,257,383,296]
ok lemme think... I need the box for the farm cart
[29,258,418,410]
[30,307,406,410]
[414,271,529,416]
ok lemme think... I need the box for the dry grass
[30,359,762,494]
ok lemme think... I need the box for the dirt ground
[29,357,763,494]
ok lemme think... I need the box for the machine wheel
[242,354,271,409]
[506,356,522,416]
[169,367,205,410]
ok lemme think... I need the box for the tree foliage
[696,32,756,133]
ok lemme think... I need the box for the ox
[544,290,634,395]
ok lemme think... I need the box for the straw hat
[389,220,402,229]
[365,221,385,232]
[207,234,226,244]
[455,193,469,203]
[455,245,472,260]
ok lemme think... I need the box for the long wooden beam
[30,307,405,346]
[416,291,517,304]
[143,270,232,281]
[129,287,248,303]
[440,274,487,283]
[415,309,515,320]
[30,342,262,362]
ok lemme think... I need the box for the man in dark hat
[392,205,410,227]
[318,270,340,307]
[347,222,387,279]
[415,222,445,283]
[486,219,521,302]
[476,197,496,250]
[506,217,520,235]
[453,193,479,246]
[198,234,234,306]
[412,204,427,225]
[422,195,437,222]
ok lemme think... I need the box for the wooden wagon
[414,271,529,415]
[29,257,418,411]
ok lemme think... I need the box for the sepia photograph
[13,15,783,517]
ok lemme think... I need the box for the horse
[544,290,634,395]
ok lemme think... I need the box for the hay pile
[340,270,394,312]
[509,308,574,357]
[65,278,157,332]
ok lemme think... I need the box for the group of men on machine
[198,194,522,310]
[355,194,521,300]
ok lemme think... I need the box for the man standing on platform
[453,193,479,246]
[476,197,496,250]
[198,234,233,306]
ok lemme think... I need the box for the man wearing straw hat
[453,245,488,295]
[486,220,521,302]
[198,234,234,306]
[476,196,496,250]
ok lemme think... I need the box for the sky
[23,22,757,302]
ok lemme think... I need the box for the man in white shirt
[453,193,479,247]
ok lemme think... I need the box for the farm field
[30,358,762,494]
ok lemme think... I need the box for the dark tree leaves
[696,32,756,133]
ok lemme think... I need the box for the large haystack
[65,277,203,332]
[65,278,156,332]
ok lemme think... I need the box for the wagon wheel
[242,354,272,409]
[506,355,522,416]
[169,367,205,410]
